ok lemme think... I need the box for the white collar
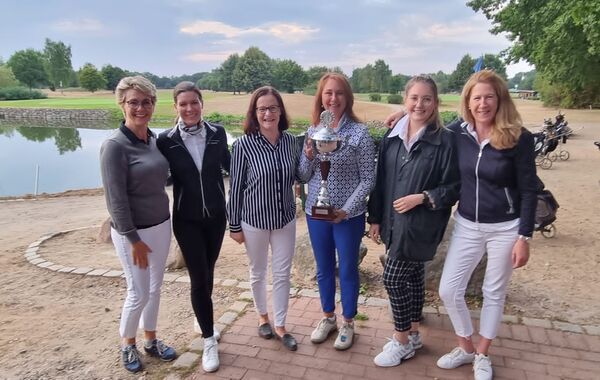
[388,115,410,138]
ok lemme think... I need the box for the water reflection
[0,126,82,154]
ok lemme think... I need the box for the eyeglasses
[125,99,155,109]
[256,105,280,114]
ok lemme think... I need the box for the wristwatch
[518,235,532,243]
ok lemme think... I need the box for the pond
[0,120,240,197]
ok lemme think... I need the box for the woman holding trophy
[298,72,376,351]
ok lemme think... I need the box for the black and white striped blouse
[227,131,299,232]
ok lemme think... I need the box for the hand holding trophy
[310,110,345,220]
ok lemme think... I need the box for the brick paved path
[188,295,600,380]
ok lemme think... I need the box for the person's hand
[230,231,245,244]
[304,137,315,160]
[332,209,348,224]
[512,239,530,269]
[368,224,382,244]
[392,194,424,214]
[131,240,151,269]
[384,108,406,128]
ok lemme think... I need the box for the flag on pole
[473,56,484,72]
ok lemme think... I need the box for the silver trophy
[311,110,344,220]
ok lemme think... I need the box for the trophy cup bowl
[310,110,344,221]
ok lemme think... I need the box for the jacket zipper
[504,188,515,214]
[475,147,483,224]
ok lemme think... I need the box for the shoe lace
[125,346,140,363]
[204,339,217,357]
[155,340,168,355]
[449,347,465,358]
[475,355,491,372]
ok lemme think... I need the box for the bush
[440,111,460,125]
[369,93,381,102]
[204,112,244,125]
[0,86,47,100]
[387,94,403,104]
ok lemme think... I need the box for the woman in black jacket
[368,75,460,368]
[156,82,230,373]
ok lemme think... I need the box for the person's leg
[383,258,417,343]
[269,219,296,334]
[138,219,172,341]
[306,216,336,316]
[332,214,365,321]
[241,221,271,326]
[438,221,486,353]
[477,227,518,355]
[407,262,425,345]
[112,227,151,345]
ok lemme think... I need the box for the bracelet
[518,235,532,243]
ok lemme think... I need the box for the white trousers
[111,219,171,339]
[439,217,518,340]
[242,219,296,328]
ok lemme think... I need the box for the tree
[429,71,450,94]
[508,70,536,91]
[372,59,392,93]
[272,59,307,93]
[101,64,127,92]
[218,54,240,93]
[43,38,73,92]
[233,47,272,92]
[79,63,106,92]
[468,0,600,107]
[448,55,475,92]
[7,49,48,90]
[0,64,19,88]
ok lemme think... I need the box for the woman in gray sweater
[100,76,176,373]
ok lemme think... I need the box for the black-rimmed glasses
[256,105,280,114]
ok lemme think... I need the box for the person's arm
[297,129,318,183]
[226,140,247,235]
[384,108,406,128]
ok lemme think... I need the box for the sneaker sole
[310,327,337,344]
[373,350,416,367]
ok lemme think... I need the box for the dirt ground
[1,99,599,379]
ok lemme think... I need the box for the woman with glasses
[227,86,300,351]
[298,72,377,351]
[367,75,460,367]
[100,76,176,374]
[156,81,230,372]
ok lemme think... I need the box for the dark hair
[311,72,359,125]
[243,86,290,135]
[404,74,442,130]
[173,81,203,104]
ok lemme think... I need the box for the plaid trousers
[383,258,425,332]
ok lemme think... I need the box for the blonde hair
[115,75,157,105]
[404,74,442,130]
[311,72,360,126]
[460,70,522,149]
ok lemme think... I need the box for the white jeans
[439,215,518,339]
[242,219,296,328]
[111,219,171,339]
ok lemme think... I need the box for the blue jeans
[307,214,365,320]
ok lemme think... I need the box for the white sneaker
[311,316,337,343]
[437,347,476,369]
[409,332,423,349]
[473,353,493,380]
[373,336,415,367]
[334,321,354,350]
[194,320,221,341]
[202,336,219,373]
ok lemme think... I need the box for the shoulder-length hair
[311,72,360,126]
[243,86,290,135]
[404,74,442,130]
[460,70,522,149]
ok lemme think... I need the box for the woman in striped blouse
[227,86,300,351]
[298,72,377,351]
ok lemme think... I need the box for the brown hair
[404,74,442,130]
[460,70,522,149]
[243,86,290,135]
[311,72,360,126]
[173,81,203,104]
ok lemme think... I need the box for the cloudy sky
[0,0,533,79]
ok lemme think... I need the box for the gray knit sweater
[100,124,170,243]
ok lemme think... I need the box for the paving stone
[162,273,180,282]
[86,269,110,276]
[357,295,366,304]
[26,255,41,262]
[102,270,123,278]
[29,258,46,265]
[237,281,251,289]
[289,287,299,296]
[37,261,54,268]
[221,279,239,287]
[365,297,388,307]
[502,314,520,324]
[228,301,248,313]
[522,317,552,329]
[298,289,320,298]
[175,275,191,283]
[188,337,204,351]
[470,309,481,319]
[422,306,438,314]
[47,264,64,271]
[238,291,254,301]
[218,311,239,325]
[172,352,199,369]
[57,267,76,273]
[553,321,583,333]
[163,373,182,380]
[25,247,39,254]
[71,267,94,275]
[213,277,222,285]
[28,241,42,248]
[438,306,448,315]
[583,325,600,336]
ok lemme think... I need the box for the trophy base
[311,205,336,221]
